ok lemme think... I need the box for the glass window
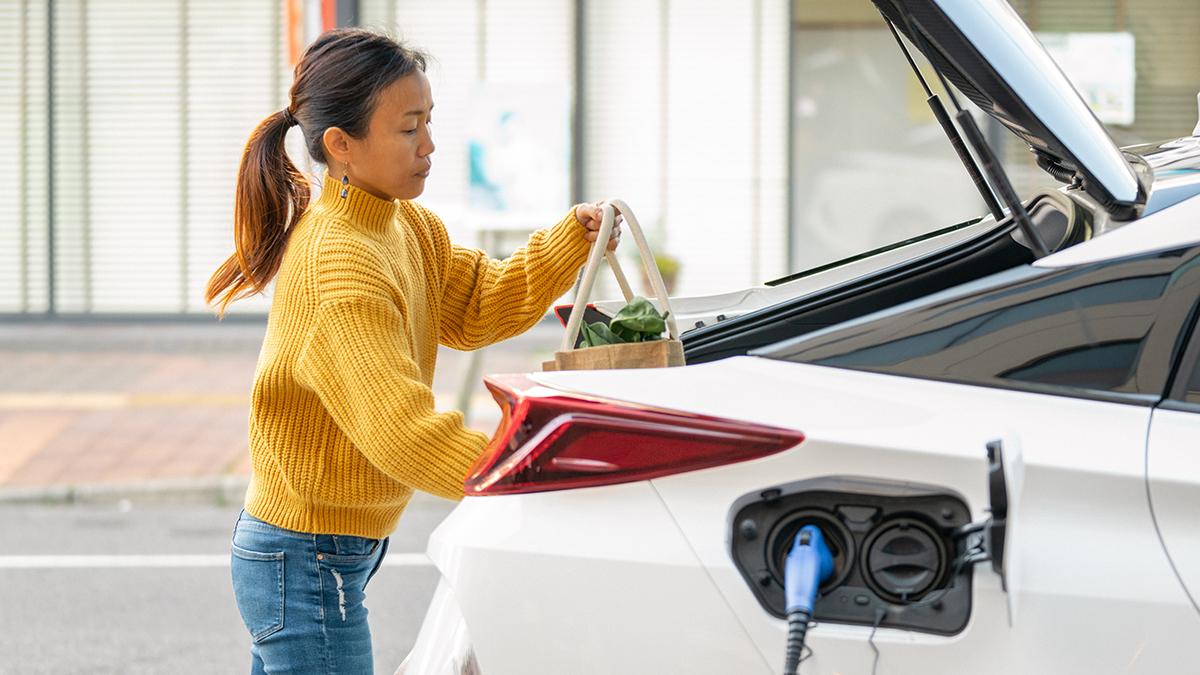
[1178,319,1200,406]
[1003,341,1142,391]
[765,248,1200,397]
[1183,353,1200,405]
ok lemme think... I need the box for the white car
[403,1,1200,673]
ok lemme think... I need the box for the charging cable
[783,524,834,675]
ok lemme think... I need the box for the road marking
[0,553,433,569]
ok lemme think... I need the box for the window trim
[809,365,1163,408]
[1160,399,1200,414]
[1165,301,1200,407]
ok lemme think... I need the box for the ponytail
[205,110,309,317]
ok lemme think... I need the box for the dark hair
[206,29,428,316]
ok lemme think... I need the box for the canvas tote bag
[545,199,685,372]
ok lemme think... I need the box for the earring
[340,171,349,199]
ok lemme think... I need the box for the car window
[1183,356,1200,405]
[761,247,1200,399]
[1173,318,1200,406]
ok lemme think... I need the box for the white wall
[660,0,790,294]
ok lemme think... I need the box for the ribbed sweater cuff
[541,208,594,282]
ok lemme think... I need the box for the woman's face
[335,71,435,202]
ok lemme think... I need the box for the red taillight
[465,375,805,496]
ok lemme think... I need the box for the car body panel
[424,480,772,674]
[1147,407,1200,613]
[1127,135,1200,215]
[400,581,476,675]
[1036,187,1200,268]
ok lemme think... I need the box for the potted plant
[640,251,681,295]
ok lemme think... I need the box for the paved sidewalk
[0,319,563,500]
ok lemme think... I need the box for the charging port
[729,476,973,635]
[861,517,948,603]
[766,510,854,593]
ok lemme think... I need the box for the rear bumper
[412,482,772,675]
[399,580,480,675]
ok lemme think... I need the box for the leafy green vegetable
[610,297,667,336]
[577,297,669,347]
[580,320,622,348]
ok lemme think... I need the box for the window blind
[1,0,283,316]
[0,0,50,314]
[185,0,283,314]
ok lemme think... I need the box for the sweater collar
[312,172,399,233]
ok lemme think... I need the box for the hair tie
[281,108,297,127]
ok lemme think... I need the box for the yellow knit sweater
[244,173,591,538]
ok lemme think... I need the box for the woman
[207,29,620,673]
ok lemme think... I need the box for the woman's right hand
[574,202,623,252]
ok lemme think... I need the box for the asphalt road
[0,494,458,674]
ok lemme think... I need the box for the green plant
[653,252,680,280]
[638,251,681,295]
[579,297,669,347]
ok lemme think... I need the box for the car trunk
[682,190,1084,363]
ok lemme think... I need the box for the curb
[0,474,250,505]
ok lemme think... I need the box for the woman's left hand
[575,202,623,252]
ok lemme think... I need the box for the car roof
[1035,193,1200,268]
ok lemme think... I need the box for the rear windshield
[757,247,1200,398]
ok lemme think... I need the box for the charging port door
[949,437,1024,625]
[983,438,1024,625]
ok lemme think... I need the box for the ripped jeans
[230,510,389,674]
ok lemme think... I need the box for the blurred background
[1,0,1199,672]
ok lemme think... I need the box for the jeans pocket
[230,544,285,643]
[315,534,381,565]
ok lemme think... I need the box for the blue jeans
[230,510,389,674]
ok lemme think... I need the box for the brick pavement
[0,319,562,494]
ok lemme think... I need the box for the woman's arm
[419,205,594,351]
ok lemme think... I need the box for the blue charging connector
[782,524,834,675]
